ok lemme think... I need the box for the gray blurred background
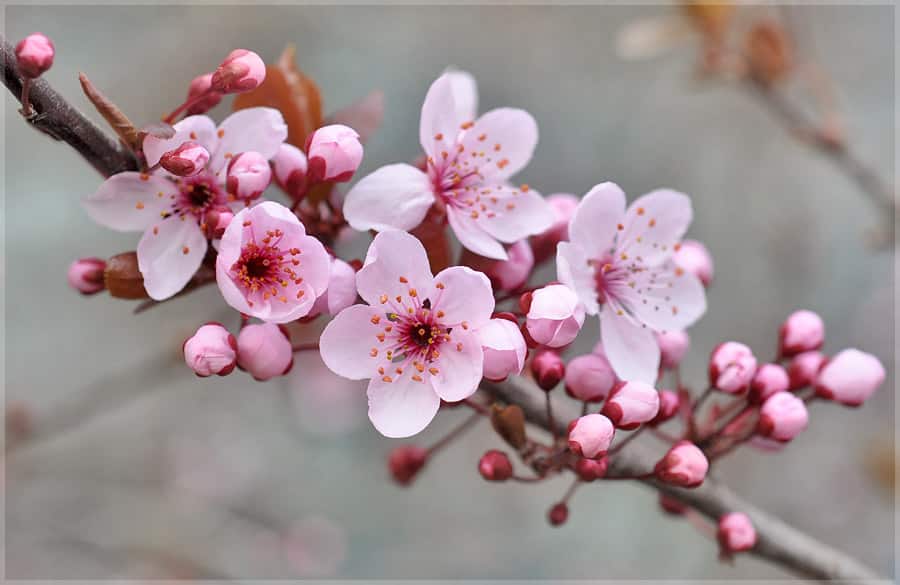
[3,3,895,580]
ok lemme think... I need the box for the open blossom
[83,108,288,300]
[320,230,495,437]
[557,182,706,383]
[343,71,552,260]
[216,202,329,323]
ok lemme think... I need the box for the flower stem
[426,410,482,457]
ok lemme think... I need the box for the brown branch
[2,36,138,177]
[481,376,884,582]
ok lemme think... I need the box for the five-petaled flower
[557,182,706,383]
[216,201,330,323]
[320,230,495,437]
[83,107,287,300]
[343,71,552,260]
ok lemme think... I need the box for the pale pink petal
[343,164,435,232]
[556,241,600,315]
[137,216,207,300]
[319,304,385,380]
[477,318,527,381]
[209,107,288,176]
[618,189,692,266]
[430,329,484,402]
[325,258,359,316]
[446,69,478,122]
[325,90,384,145]
[458,108,537,182]
[473,185,553,243]
[600,302,660,383]
[419,73,465,159]
[83,172,177,232]
[356,230,434,307]
[143,115,217,168]
[626,264,706,331]
[367,373,441,438]
[447,206,507,260]
[431,266,495,327]
[568,182,626,258]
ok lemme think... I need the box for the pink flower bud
[226,151,272,201]
[815,348,885,407]
[309,258,359,318]
[211,49,266,94]
[574,457,609,482]
[748,363,789,404]
[183,322,238,377]
[531,350,565,392]
[67,257,106,295]
[478,450,513,481]
[236,323,293,381]
[185,73,223,115]
[655,440,709,488]
[529,193,579,263]
[525,284,585,348]
[204,209,233,239]
[160,141,210,177]
[478,318,527,382]
[567,413,615,459]
[757,392,808,442]
[717,512,756,555]
[272,143,309,199]
[460,240,534,292]
[564,353,617,403]
[548,502,569,526]
[673,239,713,287]
[15,33,54,79]
[305,124,364,183]
[659,494,688,515]
[602,381,660,430]
[649,389,680,426]
[779,310,825,357]
[709,342,757,394]
[388,445,427,486]
[657,330,690,370]
[787,350,826,390]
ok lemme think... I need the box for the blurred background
[4,3,895,580]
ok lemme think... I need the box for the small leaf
[490,404,527,450]
[79,73,142,152]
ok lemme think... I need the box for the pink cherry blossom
[525,284,585,348]
[557,182,706,383]
[320,230,495,437]
[236,322,294,381]
[343,71,552,260]
[564,353,617,403]
[183,322,237,377]
[815,348,885,406]
[216,201,330,323]
[778,309,825,357]
[83,108,288,300]
[567,413,615,459]
[477,318,527,382]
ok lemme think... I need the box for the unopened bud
[659,493,688,515]
[757,392,808,442]
[815,348,885,407]
[657,329,690,370]
[236,323,293,381]
[778,310,825,358]
[787,350,826,390]
[186,73,223,115]
[478,318,527,382]
[548,502,569,527]
[525,284,585,348]
[227,151,272,201]
[602,381,660,430]
[574,457,609,482]
[531,350,565,392]
[567,413,615,459]
[709,342,757,394]
[104,251,149,299]
[272,143,309,199]
[748,363,790,404]
[15,33,55,79]
[673,239,714,287]
[655,440,709,488]
[649,389,680,426]
[67,257,106,295]
[204,208,233,239]
[388,445,428,486]
[461,240,534,293]
[717,512,757,555]
[183,322,237,377]
[160,141,209,177]
[478,450,513,482]
[305,124,364,183]
[211,49,266,94]
[564,353,617,403]
[529,193,579,263]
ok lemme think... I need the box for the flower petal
[419,73,465,159]
[618,189,692,266]
[319,304,385,380]
[209,107,288,176]
[357,230,434,307]
[470,184,553,243]
[459,108,537,182]
[83,172,177,232]
[446,69,478,122]
[556,241,600,315]
[431,266,495,327]
[447,206,507,260]
[430,329,484,402]
[143,116,218,168]
[627,264,707,331]
[568,182,626,258]
[600,302,659,383]
[367,373,441,438]
[137,216,207,300]
[343,164,435,232]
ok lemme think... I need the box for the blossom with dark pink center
[84,108,287,300]
[557,182,706,383]
[320,230,495,437]
[343,71,552,260]
[216,202,329,323]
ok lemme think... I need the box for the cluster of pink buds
[183,321,293,381]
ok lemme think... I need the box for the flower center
[172,173,225,219]
[230,229,304,305]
